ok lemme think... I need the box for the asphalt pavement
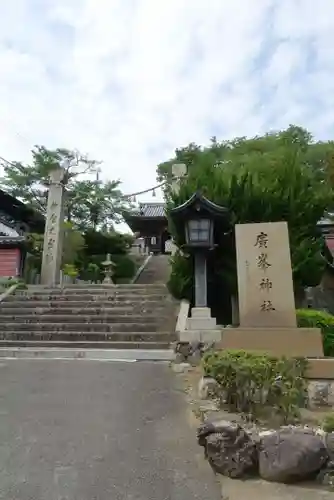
[0,359,221,500]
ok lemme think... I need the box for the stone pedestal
[219,327,323,357]
[40,167,65,286]
[180,307,221,343]
[186,307,216,330]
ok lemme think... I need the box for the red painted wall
[0,248,20,277]
[325,235,334,254]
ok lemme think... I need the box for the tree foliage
[24,227,135,283]
[160,126,332,306]
[158,125,334,193]
[25,222,85,268]
[0,146,132,230]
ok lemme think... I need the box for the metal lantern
[186,218,213,247]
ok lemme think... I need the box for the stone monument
[237,222,296,328]
[220,222,324,357]
[40,166,65,286]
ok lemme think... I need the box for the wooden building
[0,189,44,277]
[124,203,170,254]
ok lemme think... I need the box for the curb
[0,347,175,362]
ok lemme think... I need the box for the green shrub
[297,308,334,356]
[0,277,26,291]
[167,251,193,300]
[78,254,136,284]
[83,230,133,256]
[62,264,79,278]
[322,413,334,433]
[202,349,308,423]
[111,254,136,282]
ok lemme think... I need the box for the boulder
[324,432,334,460]
[198,376,220,400]
[175,342,192,359]
[197,420,257,478]
[259,430,329,483]
[317,460,334,489]
[188,349,202,366]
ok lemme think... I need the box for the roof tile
[138,203,166,217]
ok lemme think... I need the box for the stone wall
[308,380,334,408]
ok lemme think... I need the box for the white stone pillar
[171,163,187,194]
[40,167,65,286]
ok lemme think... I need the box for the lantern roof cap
[169,191,229,218]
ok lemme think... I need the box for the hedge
[297,308,334,356]
[202,349,308,423]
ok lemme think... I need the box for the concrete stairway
[136,254,171,284]
[0,284,178,352]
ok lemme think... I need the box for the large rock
[259,430,329,483]
[198,376,220,400]
[324,432,334,460]
[197,420,257,478]
[317,460,334,489]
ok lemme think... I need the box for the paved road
[0,360,221,500]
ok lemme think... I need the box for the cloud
[0,0,334,220]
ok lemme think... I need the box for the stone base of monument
[179,307,221,343]
[186,307,217,330]
[306,358,334,379]
[217,327,334,393]
[219,327,324,358]
[179,329,221,343]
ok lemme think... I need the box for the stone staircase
[0,284,178,352]
[136,254,171,284]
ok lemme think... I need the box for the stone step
[0,331,177,342]
[31,284,168,290]
[0,306,174,315]
[0,347,175,361]
[9,293,171,301]
[6,294,172,303]
[0,314,168,324]
[0,322,164,333]
[22,290,169,298]
[0,340,173,350]
[2,300,174,309]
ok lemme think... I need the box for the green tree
[68,179,128,230]
[25,222,85,268]
[160,126,332,303]
[0,146,131,230]
[158,125,334,193]
[24,226,135,284]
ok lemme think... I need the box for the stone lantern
[169,191,230,341]
[102,253,115,284]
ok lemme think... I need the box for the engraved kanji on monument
[235,221,297,328]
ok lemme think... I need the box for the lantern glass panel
[187,218,211,243]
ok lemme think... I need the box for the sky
[0,0,334,219]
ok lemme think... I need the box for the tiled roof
[0,236,25,245]
[318,218,334,225]
[133,207,334,223]
[0,221,20,237]
[138,203,166,218]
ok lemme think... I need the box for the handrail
[131,253,153,284]
[0,283,20,304]
[175,299,190,334]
